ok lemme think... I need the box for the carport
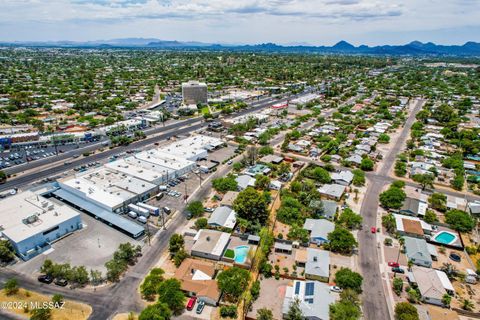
[52,189,145,238]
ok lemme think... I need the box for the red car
[186,297,197,311]
[371,227,377,233]
[388,262,399,267]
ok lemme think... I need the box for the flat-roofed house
[190,229,230,261]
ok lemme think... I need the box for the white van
[138,216,147,224]
[127,211,138,219]
[159,185,168,191]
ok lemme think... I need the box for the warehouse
[0,189,82,260]
[158,135,224,161]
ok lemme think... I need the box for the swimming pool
[433,231,457,245]
[234,245,250,264]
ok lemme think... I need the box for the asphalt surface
[357,99,424,320]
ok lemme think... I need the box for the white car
[227,160,233,165]
[330,286,343,293]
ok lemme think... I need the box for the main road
[358,99,424,320]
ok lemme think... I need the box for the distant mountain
[0,38,479,56]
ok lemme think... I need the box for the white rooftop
[0,190,80,243]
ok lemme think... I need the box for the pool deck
[429,226,463,248]
[224,236,257,267]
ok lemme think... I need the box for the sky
[0,0,479,46]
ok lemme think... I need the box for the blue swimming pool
[433,231,457,245]
[234,245,250,264]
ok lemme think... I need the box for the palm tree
[462,299,474,311]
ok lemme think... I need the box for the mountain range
[1,38,480,56]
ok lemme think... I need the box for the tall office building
[182,81,208,105]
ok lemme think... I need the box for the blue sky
[0,0,479,45]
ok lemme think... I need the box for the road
[357,99,424,320]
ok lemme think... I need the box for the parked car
[186,297,197,311]
[204,207,214,213]
[163,207,172,215]
[196,301,205,314]
[37,274,53,284]
[54,278,68,287]
[371,227,377,234]
[227,160,233,165]
[329,286,343,293]
[392,267,405,274]
[388,262,400,267]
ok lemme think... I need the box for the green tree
[382,213,396,233]
[378,133,390,143]
[334,268,363,293]
[379,187,406,209]
[194,217,208,230]
[255,174,271,190]
[423,210,438,224]
[141,268,165,301]
[139,302,172,320]
[328,228,357,254]
[3,278,18,296]
[428,193,447,212]
[330,299,361,320]
[0,240,15,263]
[412,173,434,190]
[220,305,237,318]
[352,169,365,186]
[51,294,64,306]
[337,208,363,230]
[442,294,452,307]
[311,167,331,183]
[212,175,238,193]
[30,308,52,320]
[360,158,374,171]
[285,298,303,320]
[217,267,250,302]
[173,249,187,267]
[394,160,407,177]
[393,277,403,296]
[233,187,269,225]
[0,170,6,183]
[157,279,185,315]
[169,234,184,255]
[394,302,419,320]
[186,201,204,217]
[445,209,476,232]
[462,299,475,311]
[257,308,274,320]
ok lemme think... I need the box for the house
[260,154,283,165]
[269,180,282,190]
[304,248,330,282]
[309,200,338,220]
[400,197,428,217]
[446,195,467,211]
[220,191,239,207]
[274,241,293,254]
[303,219,335,245]
[394,214,433,237]
[190,229,230,261]
[235,175,256,191]
[317,183,346,200]
[282,280,334,320]
[174,258,220,306]
[404,237,435,268]
[345,154,362,165]
[409,266,454,306]
[468,201,480,216]
[331,170,354,186]
[208,206,237,230]
[288,144,303,153]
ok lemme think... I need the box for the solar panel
[305,282,315,296]
[295,281,301,295]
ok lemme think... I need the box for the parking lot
[12,211,144,275]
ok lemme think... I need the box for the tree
[173,249,187,267]
[141,268,164,301]
[157,279,185,315]
[382,213,396,233]
[393,277,403,296]
[311,167,331,183]
[251,280,261,301]
[0,240,15,263]
[352,169,365,186]
[330,300,361,320]
[255,174,271,190]
[186,201,204,217]
[412,173,434,190]
[30,308,52,320]
[90,269,103,286]
[212,175,238,193]
[257,308,274,320]
[445,209,475,232]
[442,294,452,307]
[334,268,363,293]
[328,228,357,254]
[462,299,475,311]
[217,267,250,302]
[3,278,18,295]
[169,234,184,255]
[394,160,407,177]
[337,208,363,229]
[139,302,172,320]
[194,217,208,230]
[379,187,406,209]
[285,298,303,320]
[0,170,7,183]
[360,158,374,171]
[394,302,419,320]
[423,210,438,224]
[220,305,237,318]
[52,294,64,306]
[378,133,390,143]
[69,266,89,286]
[428,193,447,212]
[233,187,269,225]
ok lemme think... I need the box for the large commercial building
[0,189,82,260]
[182,81,208,105]
[158,135,224,161]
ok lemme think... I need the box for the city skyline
[0,0,479,45]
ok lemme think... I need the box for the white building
[158,135,224,161]
[0,190,82,260]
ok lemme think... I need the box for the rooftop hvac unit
[48,205,54,210]
[41,201,48,207]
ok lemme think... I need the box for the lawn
[224,249,235,259]
[0,288,92,320]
